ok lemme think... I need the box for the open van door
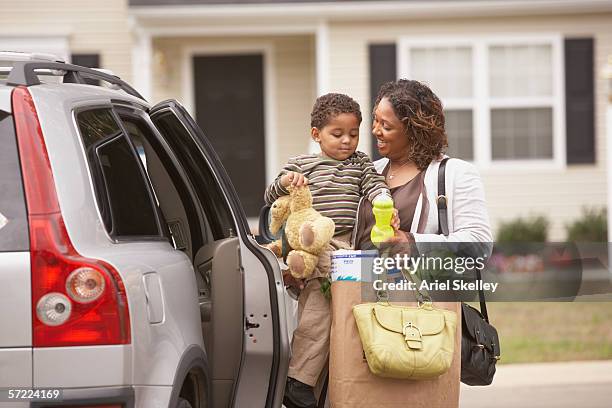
[149,100,290,407]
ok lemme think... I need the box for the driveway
[460,360,612,408]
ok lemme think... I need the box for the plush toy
[266,185,335,279]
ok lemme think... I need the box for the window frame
[115,104,215,251]
[398,34,566,170]
[72,104,167,243]
[149,107,238,242]
[0,112,29,252]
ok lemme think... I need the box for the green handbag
[353,301,457,380]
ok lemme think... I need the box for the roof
[130,0,414,5]
[129,0,612,22]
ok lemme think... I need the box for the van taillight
[12,86,130,347]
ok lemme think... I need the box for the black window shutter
[70,53,101,86]
[71,53,100,69]
[369,43,396,160]
[565,38,595,164]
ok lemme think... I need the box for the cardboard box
[330,250,378,282]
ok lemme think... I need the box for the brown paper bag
[329,281,461,408]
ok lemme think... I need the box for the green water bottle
[370,192,395,246]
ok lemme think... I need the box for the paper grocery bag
[329,281,462,408]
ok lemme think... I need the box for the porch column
[131,26,153,102]
[605,56,612,278]
[316,21,330,96]
[311,21,330,154]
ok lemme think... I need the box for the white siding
[328,14,612,240]
[0,0,133,81]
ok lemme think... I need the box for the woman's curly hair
[375,79,447,170]
[311,93,362,129]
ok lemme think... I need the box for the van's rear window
[0,110,29,251]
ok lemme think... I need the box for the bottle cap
[373,191,394,207]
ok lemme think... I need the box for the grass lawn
[485,302,612,364]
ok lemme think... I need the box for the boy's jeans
[287,234,351,387]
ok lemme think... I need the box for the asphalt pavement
[459,360,612,408]
[287,360,612,407]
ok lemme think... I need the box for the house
[0,1,133,81]
[3,0,611,240]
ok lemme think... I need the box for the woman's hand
[391,208,400,232]
[280,171,308,188]
[383,229,417,257]
[385,229,412,244]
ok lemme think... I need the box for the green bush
[566,207,607,242]
[497,215,550,243]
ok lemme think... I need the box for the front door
[193,54,266,217]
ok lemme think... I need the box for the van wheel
[176,397,193,408]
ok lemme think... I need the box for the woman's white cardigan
[374,156,493,257]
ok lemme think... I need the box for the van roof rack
[4,59,144,101]
[0,51,65,63]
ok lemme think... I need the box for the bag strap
[437,158,450,237]
[377,248,431,304]
[437,158,489,322]
[376,248,391,302]
[473,266,489,322]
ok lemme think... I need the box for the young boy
[264,93,390,408]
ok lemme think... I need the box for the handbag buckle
[437,194,447,208]
[403,322,423,349]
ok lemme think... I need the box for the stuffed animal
[266,185,335,279]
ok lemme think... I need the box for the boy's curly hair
[375,79,448,170]
[311,93,362,129]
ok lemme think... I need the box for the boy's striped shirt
[264,151,390,236]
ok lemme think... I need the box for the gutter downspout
[129,18,153,102]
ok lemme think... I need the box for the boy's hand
[283,270,305,291]
[280,171,308,188]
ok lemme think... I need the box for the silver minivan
[0,53,290,408]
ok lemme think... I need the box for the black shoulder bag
[437,158,501,386]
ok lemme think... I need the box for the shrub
[566,207,607,242]
[497,215,550,243]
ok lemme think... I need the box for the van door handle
[246,318,260,330]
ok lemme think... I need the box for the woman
[355,79,492,251]
[329,79,492,407]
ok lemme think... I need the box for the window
[71,53,101,86]
[0,111,28,251]
[399,35,563,167]
[118,111,207,254]
[445,110,474,161]
[71,54,100,69]
[491,108,553,159]
[152,111,236,241]
[408,46,474,161]
[77,108,161,238]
